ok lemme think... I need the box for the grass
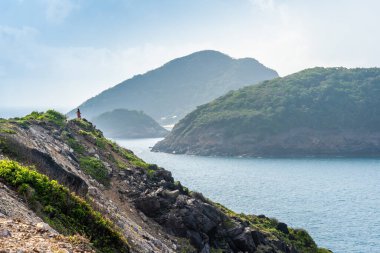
[79,157,110,186]
[0,160,129,253]
[67,137,85,154]
[20,110,67,127]
[107,139,151,169]
[0,128,16,134]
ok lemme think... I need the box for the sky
[1,0,380,115]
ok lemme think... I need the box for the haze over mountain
[92,109,168,139]
[153,67,380,157]
[68,50,278,125]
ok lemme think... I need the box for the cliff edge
[0,111,330,252]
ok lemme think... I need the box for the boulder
[162,190,180,200]
[135,196,161,217]
[277,222,289,234]
[232,227,256,252]
[251,229,267,245]
[36,222,49,232]
[0,229,11,238]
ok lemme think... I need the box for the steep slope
[153,67,380,157]
[68,50,278,125]
[92,109,168,138]
[0,111,330,252]
[0,161,123,253]
[0,179,95,253]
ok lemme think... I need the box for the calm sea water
[116,138,380,253]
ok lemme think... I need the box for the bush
[0,128,16,134]
[79,157,110,186]
[20,110,67,127]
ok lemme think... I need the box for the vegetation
[79,157,109,186]
[157,67,380,152]
[92,109,168,138]
[213,202,329,253]
[0,120,17,135]
[106,139,151,169]
[175,68,380,135]
[0,160,129,253]
[68,118,155,180]
[0,128,16,134]
[18,110,67,127]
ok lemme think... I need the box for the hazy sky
[1,0,380,112]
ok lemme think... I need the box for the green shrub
[73,119,103,138]
[107,139,150,169]
[67,137,85,154]
[0,128,16,134]
[21,110,66,127]
[96,138,108,149]
[0,160,129,253]
[79,157,110,186]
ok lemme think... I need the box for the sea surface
[116,138,380,253]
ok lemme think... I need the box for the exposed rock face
[0,116,327,252]
[154,127,380,157]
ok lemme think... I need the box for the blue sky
[1,0,380,113]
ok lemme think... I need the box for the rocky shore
[0,111,330,252]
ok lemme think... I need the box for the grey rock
[276,222,289,234]
[0,229,11,237]
[36,222,49,232]
[232,227,256,252]
[162,190,180,199]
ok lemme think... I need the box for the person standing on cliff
[76,108,82,119]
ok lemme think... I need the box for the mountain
[92,109,168,138]
[0,110,330,252]
[153,67,380,157]
[68,50,278,125]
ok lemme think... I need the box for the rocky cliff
[0,111,330,252]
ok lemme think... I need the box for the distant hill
[68,50,278,125]
[153,67,380,157]
[92,109,168,138]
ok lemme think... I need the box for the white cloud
[0,25,211,108]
